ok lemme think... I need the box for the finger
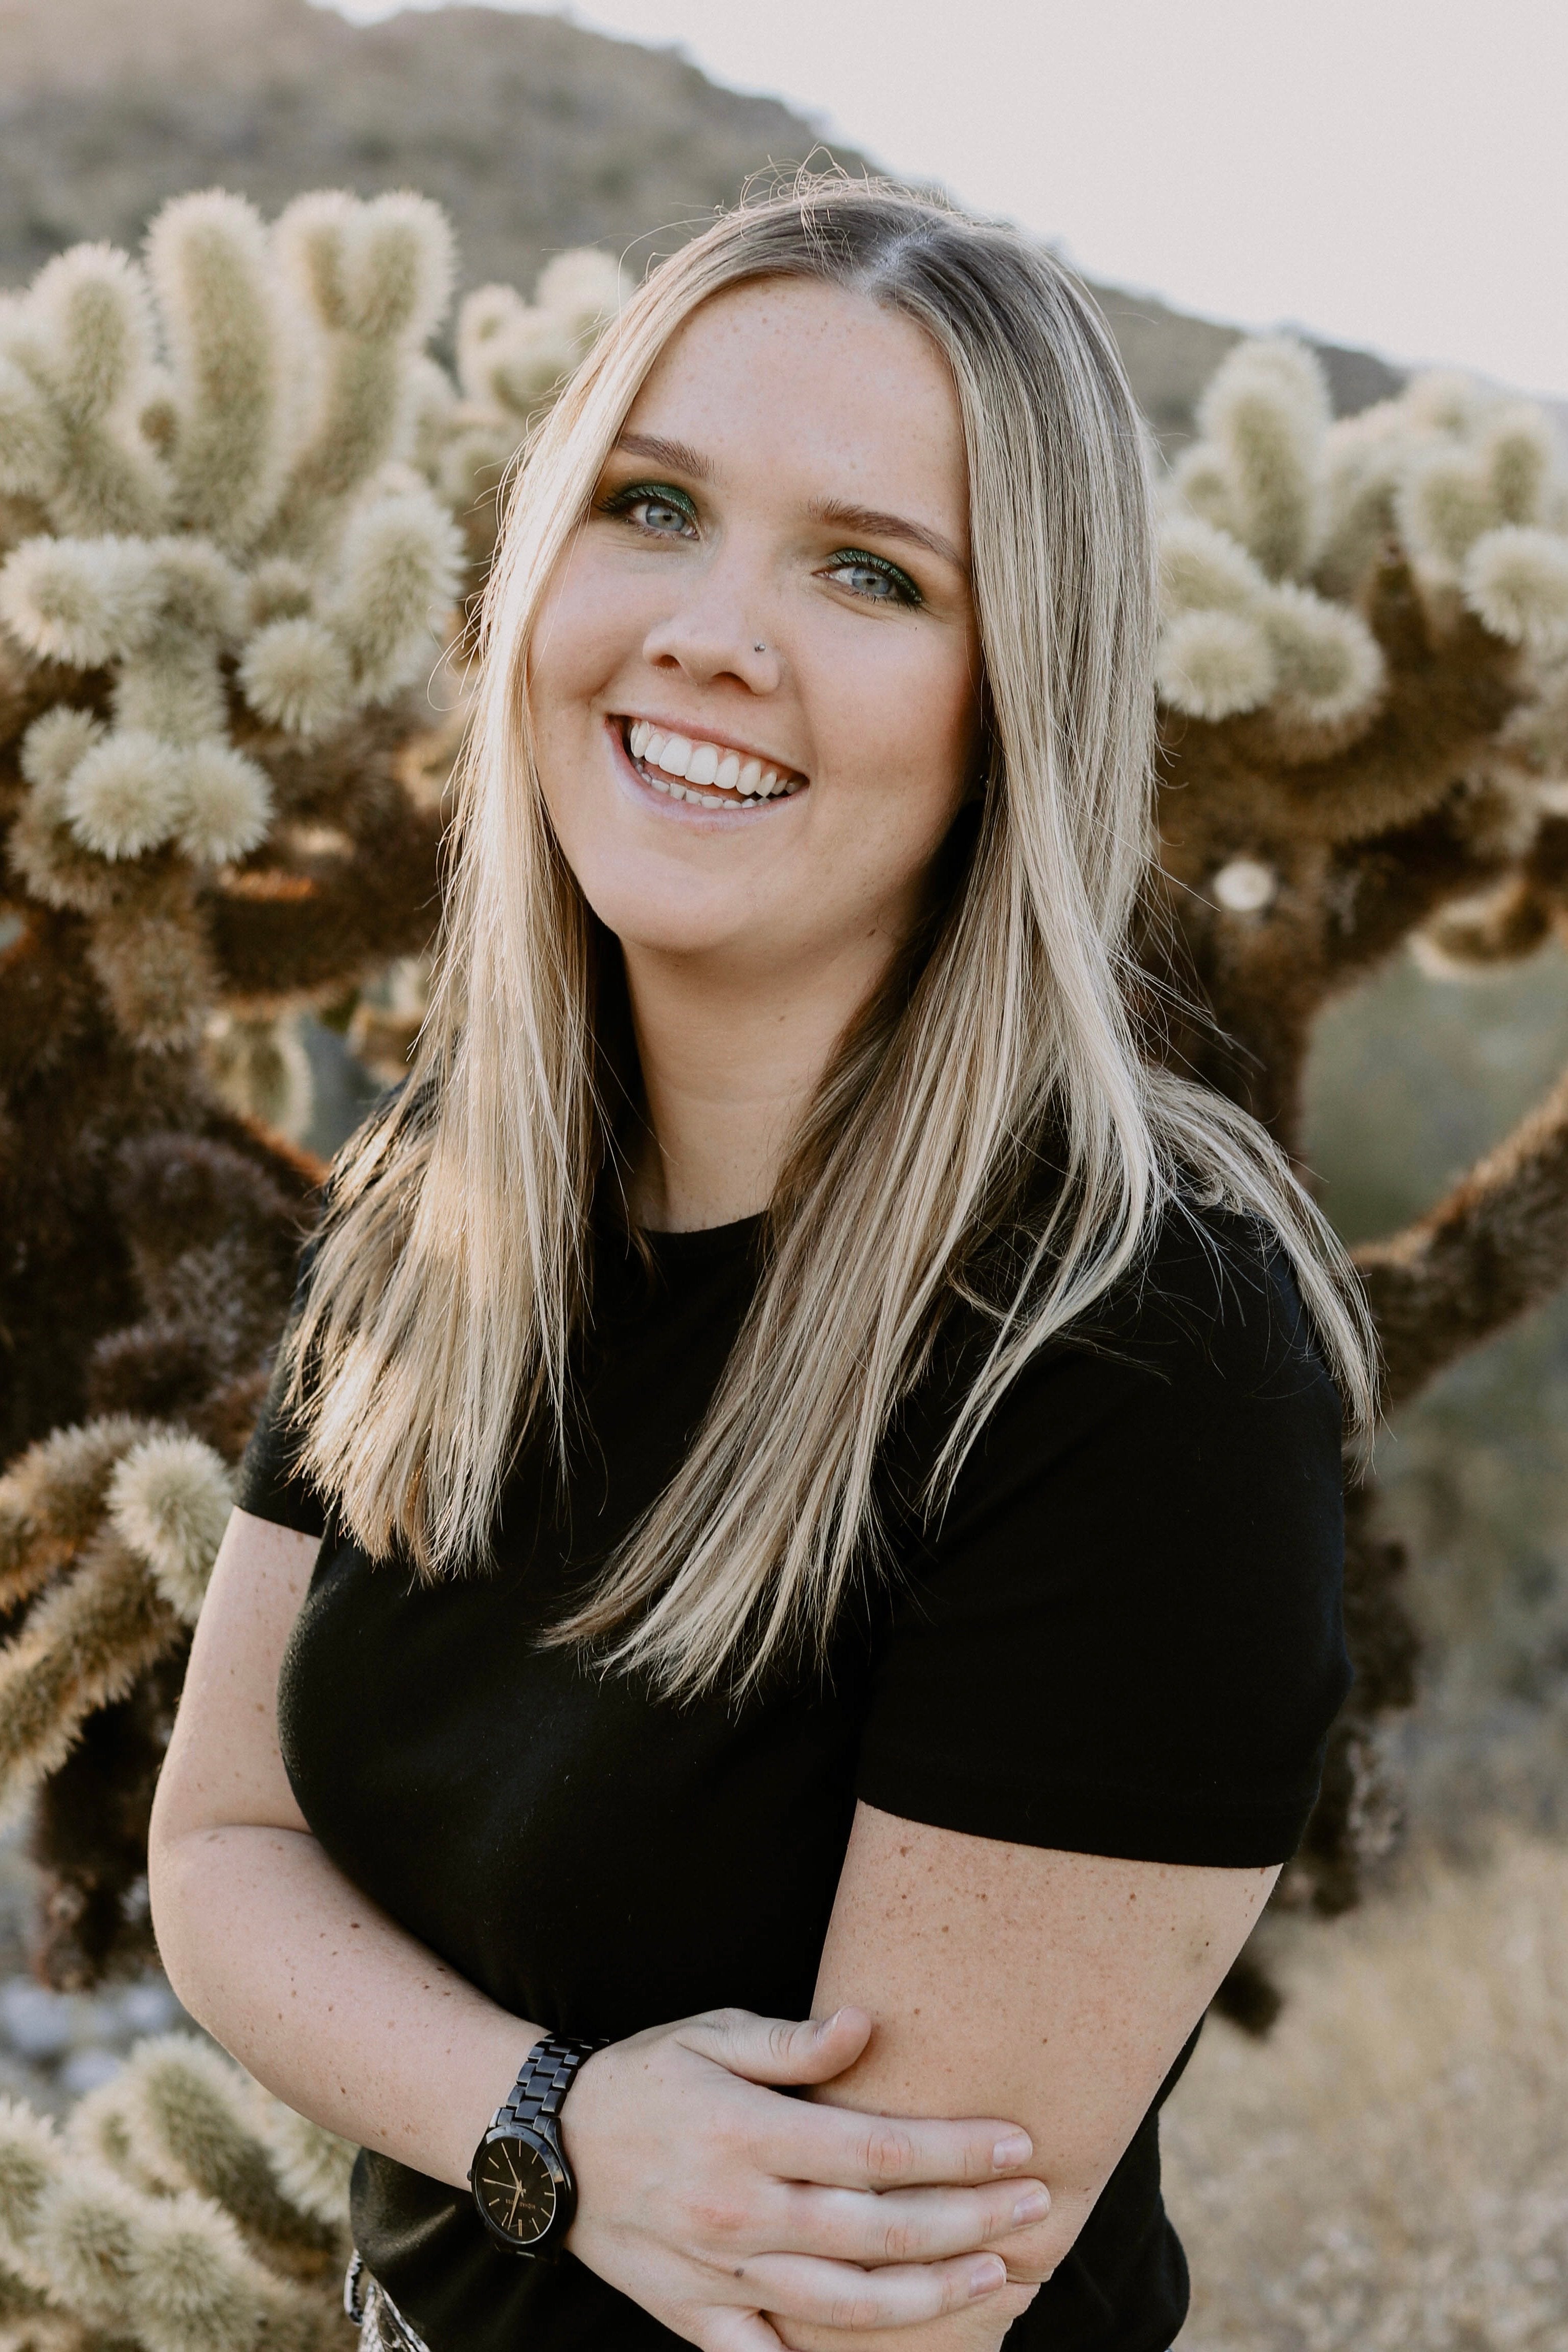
[763,2098,1034,2190]
[679,2007,874,2089]
[725,2249,1009,2330]
[770,2176,1051,2265]
[702,2312,785,2352]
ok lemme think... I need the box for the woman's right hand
[560,2006,1049,2351]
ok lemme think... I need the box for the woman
[149,179,1375,2352]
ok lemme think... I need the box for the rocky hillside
[0,0,871,293]
[0,0,1404,445]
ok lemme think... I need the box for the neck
[620,935,894,1233]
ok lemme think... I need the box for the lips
[619,717,805,810]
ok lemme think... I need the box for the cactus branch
[1354,1058,1568,1411]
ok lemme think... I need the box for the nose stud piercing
[753,641,766,653]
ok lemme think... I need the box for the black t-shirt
[237,1202,1348,2352]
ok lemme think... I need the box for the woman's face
[529,277,983,978]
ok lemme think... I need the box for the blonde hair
[286,179,1378,1697]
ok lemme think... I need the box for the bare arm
[149,1510,1050,2349]
[148,1506,540,2187]
[775,1801,1278,2351]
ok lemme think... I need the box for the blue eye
[825,550,921,608]
[599,482,697,538]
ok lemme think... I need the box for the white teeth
[630,722,803,804]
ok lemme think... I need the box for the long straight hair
[285,179,1378,1698]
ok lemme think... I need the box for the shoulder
[856,1204,1350,1866]
[932,1201,1342,1531]
[1071,1201,1336,1413]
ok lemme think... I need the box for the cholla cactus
[0,194,624,1983]
[1151,335,1568,1340]
[0,189,463,1056]
[1150,337,1568,1927]
[429,246,628,561]
[0,2036,353,2350]
[344,952,433,1087]
[0,1408,232,1984]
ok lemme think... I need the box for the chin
[579,860,776,963]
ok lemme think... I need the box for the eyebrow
[808,497,967,574]
[611,431,714,480]
[610,435,967,575]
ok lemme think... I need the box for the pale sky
[324,0,1568,399]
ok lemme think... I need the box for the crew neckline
[639,1211,765,1257]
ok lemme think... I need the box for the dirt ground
[1166,1834,1568,2351]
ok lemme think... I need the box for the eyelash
[825,549,922,609]
[598,482,698,537]
[596,483,924,609]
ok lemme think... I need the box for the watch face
[473,2132,559,2246]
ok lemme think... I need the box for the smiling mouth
[618,717,807,810]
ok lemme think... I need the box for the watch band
[492,2034,607,2137]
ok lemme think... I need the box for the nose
[640,551,781,693]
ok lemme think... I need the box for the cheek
[530,551,638,731]
[812,625,980,851]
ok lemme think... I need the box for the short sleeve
[235,1237,330,1541]
[856,1212,1350,1868]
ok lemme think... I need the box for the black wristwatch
[469,2034,606,2258]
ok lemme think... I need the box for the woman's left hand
[768,2280,1041,2352]
[561,2002,1049,2350]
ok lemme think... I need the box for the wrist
[468,2033,608,2257]
[433,2023,546,2192]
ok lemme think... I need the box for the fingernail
[992,2132,1032,2168]
[968,2257,1007,2299]
[1012,2188,1050,2225]
[814,2010,840,2035]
